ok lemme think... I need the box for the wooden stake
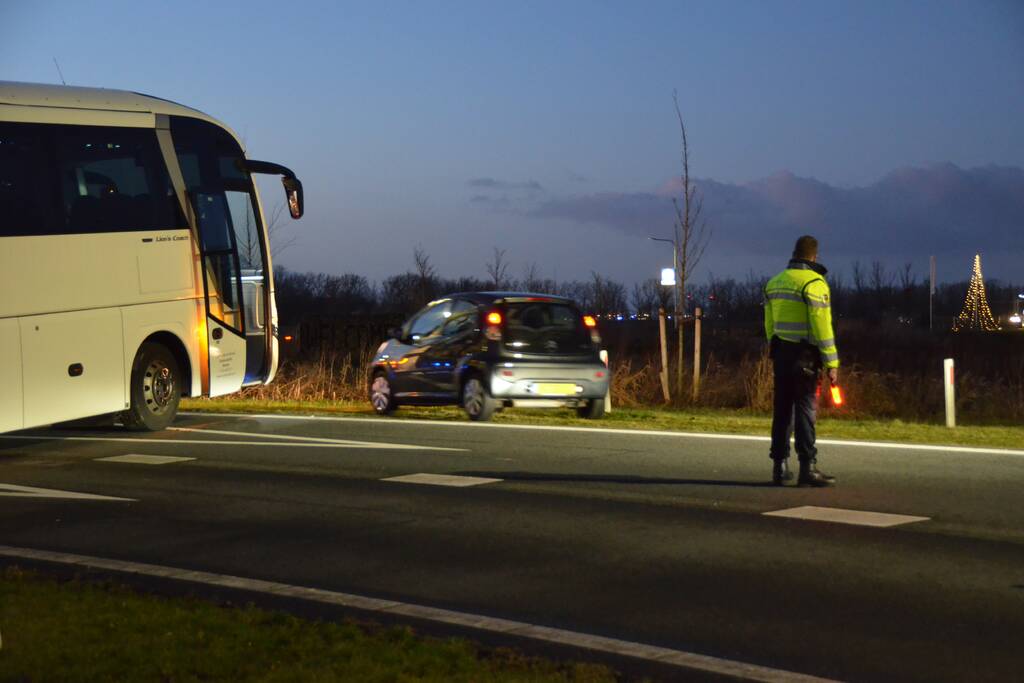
[692,307,702,401]
[658,307,670,403]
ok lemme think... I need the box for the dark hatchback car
[369,292,609,421]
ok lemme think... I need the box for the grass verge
[0,566,616,683]
[180,398,1024,451]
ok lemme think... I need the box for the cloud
[528,164,1024,277]
[469,194,511,209]
[467,177,543,191]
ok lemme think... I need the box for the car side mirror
[387,326,403,341]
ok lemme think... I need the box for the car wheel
[370,372,398,415]
[121,342,180,432]
[462,375,497,421]
[576,398,606,419]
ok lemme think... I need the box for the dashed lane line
[96,454,196,465]
[181,412,1024,457]
[0,484,134,501]
[167,426,467,451]
[764,506,930,528]
[0,434,465,452]
[383,473,503,487]
[0,544,839,683]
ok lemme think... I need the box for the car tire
[462,375,497,422]
[370,371,398,415]
[576,397,606,419]
[121,342,181,432]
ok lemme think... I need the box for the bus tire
[122,342,181,432]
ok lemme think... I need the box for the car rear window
[502,302,592,354]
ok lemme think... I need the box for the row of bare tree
[275,254,1019,328]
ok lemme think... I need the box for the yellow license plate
[534,383,576,396]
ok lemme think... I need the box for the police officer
[763,235,838,487]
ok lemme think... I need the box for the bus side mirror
[387,327,403,341]
[283,177,303,219]
[244,159,304,220]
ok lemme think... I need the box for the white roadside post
[599,349,611,413]
[943,358,956,428]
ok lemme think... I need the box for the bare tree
[898,262,916,291]
[671,91,712,396]
[485,247,510,289]
[522,261,544,292]
[851,260,866,294]
[590,272,627,317]
[266,202,297,260]
[413,245,436,282]
[412,245,438,305]
[237,202,295,270]
[870,260,894,295]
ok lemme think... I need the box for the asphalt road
[1,412,1022,682]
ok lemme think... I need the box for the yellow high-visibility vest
[764,261,840,368]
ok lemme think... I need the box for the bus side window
[0,123,60,237]
[55,126,183,234]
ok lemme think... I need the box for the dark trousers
[770,341,819,462]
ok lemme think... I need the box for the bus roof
[0,81,242,146]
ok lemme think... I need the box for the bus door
[169,117,272,395]
[192,190,249,396]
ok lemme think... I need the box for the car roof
[445,291,577,305]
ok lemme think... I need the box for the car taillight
[583,315,597,328]
[485,310,502,341]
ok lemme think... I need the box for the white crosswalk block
[383,473,502,487]
[763,505,929,527]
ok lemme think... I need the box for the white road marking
[0,484,134,501]
[167,426,463,451]
[96,454,196,465]
[185,412,1024,457]
[763,506,930,528]
[383,473,502,487]
[0,544,839,683]
[0,434,465,452]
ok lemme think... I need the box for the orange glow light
[583,315,597,328]
[486,311,502,325]
[283,335,294,342]
[830,385,844,406]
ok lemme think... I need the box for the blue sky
[4,1,1023,286]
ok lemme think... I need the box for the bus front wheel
[122,342,181,431]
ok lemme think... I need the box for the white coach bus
[0,82,304,433]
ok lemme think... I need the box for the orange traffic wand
[829,385,844,407]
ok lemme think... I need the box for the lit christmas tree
[951,254,1000,332]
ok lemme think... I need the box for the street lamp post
[649,236,679,328]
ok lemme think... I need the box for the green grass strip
[0,567,616,683]
[181,398,1024,451]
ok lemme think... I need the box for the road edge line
[0,544,838,683]
[181,411,1024,457]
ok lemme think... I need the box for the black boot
[772,459,793,485]
[798,460,836,487]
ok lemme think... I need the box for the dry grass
[237,350,375,403]
[204,346,1022,426]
